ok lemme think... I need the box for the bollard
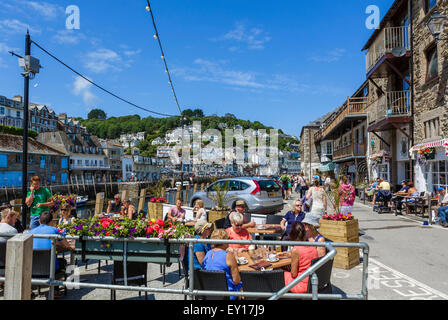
[193,183,198,194]
[184,185,190,204]
[176,186,181,202]
[121,189,130,202]
[4,233,33,300]
[138,188,146,213]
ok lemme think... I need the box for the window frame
[425,44,439,83]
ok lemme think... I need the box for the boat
[75,196,89,207]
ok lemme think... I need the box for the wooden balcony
[322,97,367,139]
[333,139,367,161]
[366,26,410,74]
[368,90,411,132]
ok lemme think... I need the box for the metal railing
[372,90,411,122]
[333,139,367,160]
[0,233,370,301]
[366,26,409,72]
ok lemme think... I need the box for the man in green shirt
[25,176,53,229]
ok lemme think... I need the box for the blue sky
[0,0,394,137]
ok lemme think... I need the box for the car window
[208,181,229,192]
[228,180,240,191]
[240,182,250,191]
[258,180,280,192]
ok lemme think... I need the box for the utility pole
[21,31,31,228]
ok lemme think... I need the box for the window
[28,155,34,164]
[426,45,438,82]
[0,154,6,168]
[424,0,437,14]
[16,111,20,118]
[326,142,332,155]
[51,157,56,165]
[424,118,440,139]
[16,154,22,163]
[426,160,447,193]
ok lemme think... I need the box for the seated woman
[202,229,242,300]
[280,200,305,240]
[121,200,137,220]
[225,212,252,253]
[283,222,318,293]
[402,182,420,215]
[167,199,186,223]
[191,220,213,270]
[58,203,75,226]
[192,199,207,223]
[303,214,326,258]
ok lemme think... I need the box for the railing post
[311,273,319,300]
[5,234,33,300]
[188,242,194,300]
[48,238,56,300]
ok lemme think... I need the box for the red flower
[156,219,164,227]
[105,232,110,236]
[153,224,160,231]
[146,226,154,234]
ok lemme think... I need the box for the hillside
[81,108,299,157]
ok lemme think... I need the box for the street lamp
[427,9,448,43]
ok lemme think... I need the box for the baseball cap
[235,200,245,207]
[194,220,213,234]
[437,187,445,192]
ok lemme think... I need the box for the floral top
[339,184,356,207]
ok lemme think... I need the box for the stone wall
[300,126,321,181]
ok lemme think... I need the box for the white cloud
[213,22,271,51]
[26,1,63,19]
[173,59,307,93]
[0,19,41,34]
[73,76,97,106]
[124,49,142,57]
[84,49,122,74]
[310,48,347,63]
[53,30,86,45]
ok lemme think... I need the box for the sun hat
[438,187,445,192]
[194,220,213,234]
[235,200,245,207]
[302,214,321,227]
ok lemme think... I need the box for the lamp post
[426,9,448,43]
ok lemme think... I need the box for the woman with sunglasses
[58,203,75,226]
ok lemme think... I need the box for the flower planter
[319,218,360,270]
[74,239,180,264]
[148,202,164,221]
[208,210,229,227]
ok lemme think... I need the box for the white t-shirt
[441,194,448,205]
[0,223,18,240]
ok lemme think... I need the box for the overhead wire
[31,39,178,118]
[145,0,183,117]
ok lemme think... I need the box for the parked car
[190,177,284,214]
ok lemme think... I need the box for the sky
[0,0,395,137]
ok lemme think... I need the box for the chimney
[13,95,23,103]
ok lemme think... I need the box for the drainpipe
[409,0,415,181]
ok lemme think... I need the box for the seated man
[223,200,255,229]
[225,212,252,253]
[392,181,409,211]
[106,194,123,214]
[28,211,75,275]
[167,199,186,223]
[372,178,390,206]
[435,187,448,228]
[0,207,18,241]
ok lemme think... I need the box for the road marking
[369,258,448,300]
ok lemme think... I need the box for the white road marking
[369,258,448,300]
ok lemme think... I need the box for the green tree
[88,109,107,120]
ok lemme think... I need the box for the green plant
[209,181,230,211]
[149,180,166,198]
[324,171,343,215]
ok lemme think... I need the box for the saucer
[237,259,249,265]
[267,257,279,262]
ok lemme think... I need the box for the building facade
[0,134,69,187]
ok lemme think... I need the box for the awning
[369,151,389,159]
[409,138,448,152]
[319,162,335,172]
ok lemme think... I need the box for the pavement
[1,193,447,300]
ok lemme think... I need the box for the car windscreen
[258,180,280,192]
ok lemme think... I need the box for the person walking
[306,178,327,217]
[338,176,356,214]
[25,176,53,230]
[297,173,308,199]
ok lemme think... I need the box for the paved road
[2,195,446,300]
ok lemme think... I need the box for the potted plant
[207,181,231,227]
[418,148,435,160]
[319,212,360,270]
[59,215,194,264]
[148,181,167,220]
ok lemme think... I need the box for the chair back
[307,257,333,293]
[266,214,283,225]
[193,269,229,300]
[0,240,7,268]
[240,270,284,299]
[113,261,147,284]
[32,249,52,277]
[214,218,226,229]
[244,213,252,223]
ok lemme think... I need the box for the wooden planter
[319,219,360,270]
[208,210,229,228]
[74,239,180,264]
[147,202,164,221]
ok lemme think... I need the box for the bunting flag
[409,138,448,155]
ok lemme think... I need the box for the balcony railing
[370,90,411,122]
[366,26,409,73]
[333,139,366,160]
[322,97,368,138]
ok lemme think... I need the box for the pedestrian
[338,175,356,214]
[25,176,53,230]
[306,178,327,217]
[297,172,308,199]
[434,187,448,227]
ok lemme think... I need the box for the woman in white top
[193,199,208,223]
[306,178,327,217]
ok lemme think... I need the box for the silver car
[190,177,284,214]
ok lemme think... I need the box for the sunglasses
[61,209,68,211]
[234,224,243,227]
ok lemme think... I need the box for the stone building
[0,134,69,187]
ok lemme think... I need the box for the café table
[236,250,291,272]
[247,224,282,235]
